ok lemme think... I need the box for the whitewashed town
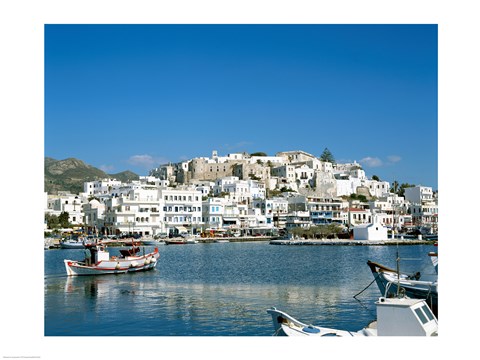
[44,149,438,243]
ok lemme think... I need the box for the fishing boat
[367,260,438,317]
[141,237,165,246]
[64,244,160,276]
[60,239,86,249]
[164,239,188,245]
[267,296,438,336]
[165,237,198,245]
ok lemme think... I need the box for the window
[421,305,435,321]
[414,308,428,324]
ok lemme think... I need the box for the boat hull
[64,260,129,275]
[60,242,85,249]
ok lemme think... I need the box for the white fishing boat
[64,244,160,276]
[60,239,86,249]
[141,237,165,246]
[267,296,438,336]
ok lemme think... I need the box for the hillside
[45,157,139,194]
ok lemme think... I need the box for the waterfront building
[305,196,344,225]
[103,187,164,237]
[253,197,289,229]
[162,186,203,235]
[202,197,228,230]
[353,214,388,240]
[83,198,106,234]
[348,207,372,227]
[285,211,311,230]
[369,193,407,230]
[46,192,85,225]
[404,185,438,232]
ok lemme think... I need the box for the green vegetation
[347,193,369,202]
[45,211,71,229]
[319,148,336,164]
[390,181,415,197]
[290,223,344,239]
[250,152,267,157]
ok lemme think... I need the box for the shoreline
[46,236,435,248]
[269,238,435,246]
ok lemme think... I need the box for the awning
[175,226,188,232]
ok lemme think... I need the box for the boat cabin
[376,297,438,336]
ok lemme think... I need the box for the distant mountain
[44,157,139,195]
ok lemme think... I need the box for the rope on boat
[273,326,283,336]
[353,274,378,300]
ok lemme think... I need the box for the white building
[306,196,344,225]
[202,197,228,229]
[162,187,203,235]
[404,186,434,204]
[335,176,364,197]
[365,179,391,198]
[84,178,122,196]
[295,164,315,187]
[83,199,106,234]
[353,215,388,240]
[271,164,296,183]
[46,193,85,225]
[103,187,164,237]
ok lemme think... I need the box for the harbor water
[44,241,437,336]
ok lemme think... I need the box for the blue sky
[45,24,437,189]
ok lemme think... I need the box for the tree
[390,180,400,194]
[320,148,336,164]
[58,211,71,228]
[348,193,368,203]
[251,152,267,157]
[372,175,380,181]
[45,213,59,229]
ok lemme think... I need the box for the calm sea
[44,241,437,336]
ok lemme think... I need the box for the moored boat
[141,238,165,246]
[165,237,198,245]
[367,260,438,317]
[267,296,437,336]
[64,244,160,276]
[164,239,187,245]
[60,239,86,249]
